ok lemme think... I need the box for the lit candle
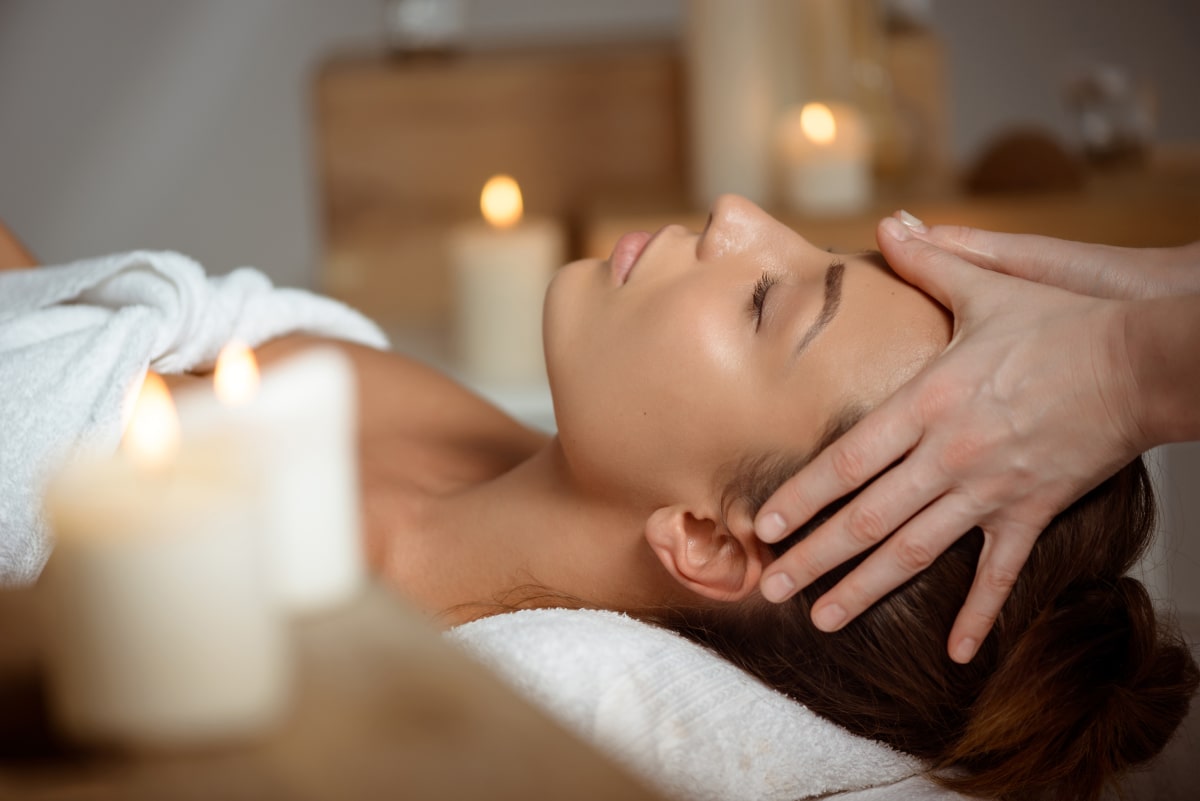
[776,101,873,216]
[449,174,564,384]
[38,374,289,750]
[176,344,364,614]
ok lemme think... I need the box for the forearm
[1125,294,1200,447]
[0,221,36,271]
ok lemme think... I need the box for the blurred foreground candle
[39,373,289,750]
[450,175,564,384]
[179,343,364,614]
[776,101,873,216]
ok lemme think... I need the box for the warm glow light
[122,372,180,470]
[480,174,523,229]
[214,340,260,407]
[800,103,837,145]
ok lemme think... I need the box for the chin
[542,257,600,369]
[541,263,577,405]
[541,259,609,453]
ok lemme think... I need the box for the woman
[256,194,951,623]
[165,196,1200,798]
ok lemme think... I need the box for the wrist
[1121,295,1200,447]
[1103,300,1156,453]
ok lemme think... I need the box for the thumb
[876,216,986,313]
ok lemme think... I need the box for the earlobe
[645,503,768,602]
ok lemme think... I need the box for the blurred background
[2,0,1197,279]
[1,0,1198,617]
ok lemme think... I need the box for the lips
[609,230,653,286]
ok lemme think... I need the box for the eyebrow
[793,259,845,358]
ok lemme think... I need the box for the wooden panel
[314,44,684,326]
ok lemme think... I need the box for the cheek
[553,380,680,505]
[550,294,750,501]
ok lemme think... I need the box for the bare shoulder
[253,335,552,580]
[254,334,548,468]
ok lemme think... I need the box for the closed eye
[749,272,780,332]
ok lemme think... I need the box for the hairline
[718,404,868,524]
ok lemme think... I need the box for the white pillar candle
[177,345,365,615]
[776,101,873,216]
[38,374,289,750]
[450,174,564,385]
[685,0,779,207]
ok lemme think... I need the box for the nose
[700,194,774,260]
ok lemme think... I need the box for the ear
[644,500,771,602]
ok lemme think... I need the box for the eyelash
[749,273,780,331]
[748,257,843,331]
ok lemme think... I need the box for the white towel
[0,250,388,584]
[448,608,941,801]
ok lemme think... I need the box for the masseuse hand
[755,215,1184,664]
[907,223,1200,300]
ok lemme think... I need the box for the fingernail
[952,637,978,664]
[897,209,928,233]
[762,572,796,603]
[756,512,789,543]
[812,604,847,632]
[879,216,910,242]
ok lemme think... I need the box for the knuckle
[980,563,1020,596]
[781,480,816,517]
[829,442,869,487]
[894,537,938,573]
[962,605,999,633]
[915,375,963,421]
[836,575,875,611]
[946,225,985,254]
[1021,503,1058,535]
[782,548,827,585]
[845,504,891,548]
[937,433,988,476]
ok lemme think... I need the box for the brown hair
[654,416,1199,801]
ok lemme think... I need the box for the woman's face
[543,195,951,508]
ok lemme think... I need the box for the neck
[397,439,689,626]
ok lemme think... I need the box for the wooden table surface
[0,585,666,801]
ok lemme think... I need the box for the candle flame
[480,174,523,229]
[800,103,837,145]
[122,372,180,470]
[214,340,260,406]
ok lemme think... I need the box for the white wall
[0,0,380,286]
[4,0,1197,284]
[1160,445,1200,615]
[0,0,678,285]
[931,0,1200,163]
[1,0,1197,613]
